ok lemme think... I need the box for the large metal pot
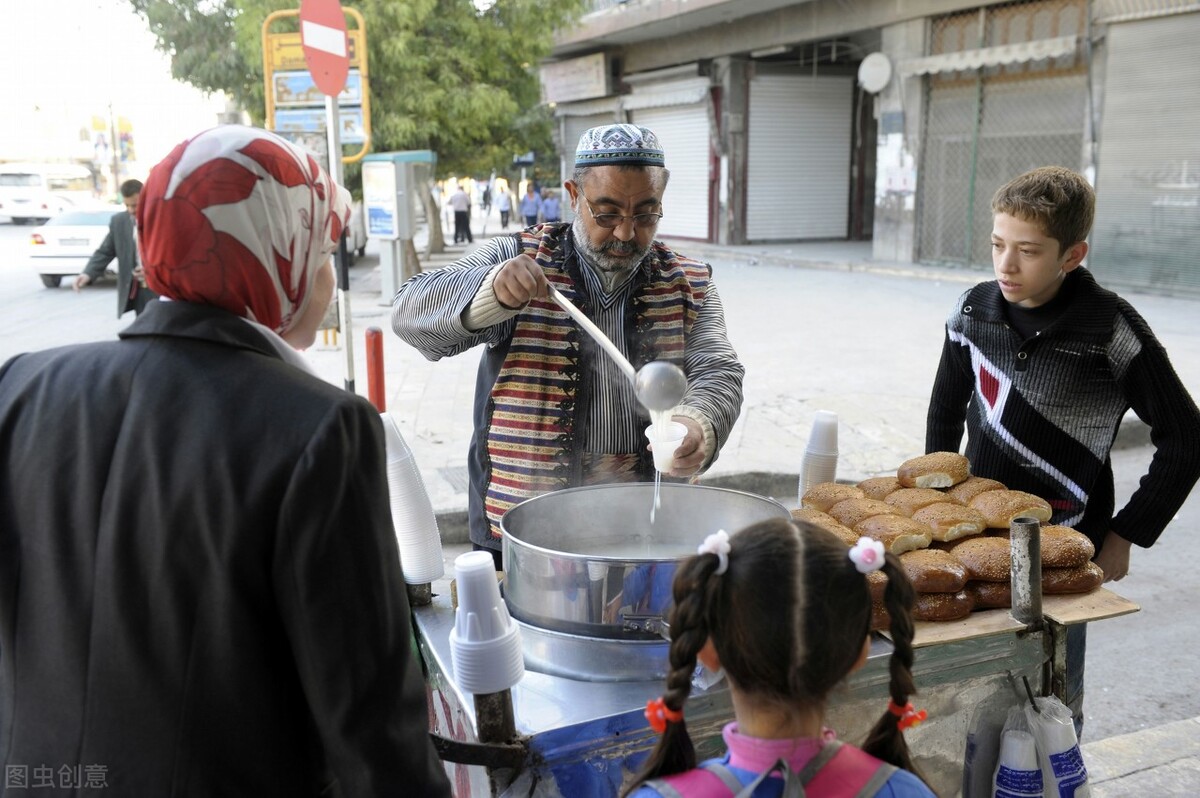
[500,483,789,644]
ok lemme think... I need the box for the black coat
[0,301,449,797]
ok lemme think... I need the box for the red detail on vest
[979,364,1000,408]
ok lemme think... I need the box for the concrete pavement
[309,218,1200,795]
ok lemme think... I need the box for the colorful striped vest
[482,224,710,540]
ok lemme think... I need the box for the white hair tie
[697,529,731,575]
[849,537,886,574]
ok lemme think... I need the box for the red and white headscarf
[137,125,352,334]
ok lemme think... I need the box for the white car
[30,207,122,288]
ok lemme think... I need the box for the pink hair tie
[849,537,886,573]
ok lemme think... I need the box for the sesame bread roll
[852,514,933,555]
[899,548,969,593]
[897,451,970,489]
[989,525,1096,568]
[801,482,865,513]
[1043,562,1105,594]
[912,590,975,622]
[885,487,960,517]
[912,502,988,542]
[966,580,1012,609]
[857,476,903,501]
[790,507,858,547]
[945,476,1007,504]
[947,536,1011,581]
[866,569,888,603]
[969,490,1053,528]
[827,498,900,529]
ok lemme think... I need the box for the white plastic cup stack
[449,551,525,695]
[380,412,444,585]
[644,421,688,472]
[991,729,1043,798]
[797,410,839,502]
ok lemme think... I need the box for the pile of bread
[793,452,1104,625]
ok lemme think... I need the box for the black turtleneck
[1003,270,1076,341]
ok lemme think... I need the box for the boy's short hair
[991,166,1094,253]
[119,179,143,198]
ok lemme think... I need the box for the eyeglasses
[582,197,664,229]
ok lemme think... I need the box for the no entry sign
[299,0,349,96]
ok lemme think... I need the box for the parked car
[0,162,96,224]
[30,207,122,288]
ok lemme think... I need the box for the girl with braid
[623,519,935,797]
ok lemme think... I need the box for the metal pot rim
[500,482,787,561]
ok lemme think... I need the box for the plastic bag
[961,702,1007,798]
[992,706,1044,798]
[1024,696,1090,798]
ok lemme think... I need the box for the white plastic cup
[807,410,839,454]
[797,450,839,501]
[449,551,525,694]
[453,551,508,640]
[645,421,687,472]
[992,729,1043,798]
[997,729,1040,771]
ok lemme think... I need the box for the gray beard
[571,217,650,293]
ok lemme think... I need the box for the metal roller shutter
[918,0,1088,266]
[1090,13,1200,296]
[746,74,853,241]
[631,104,711,240]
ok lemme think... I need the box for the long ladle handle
[547,285,637,383]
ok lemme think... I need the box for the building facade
[542,0,1200,296]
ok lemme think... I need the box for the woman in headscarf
[0,126,450,797]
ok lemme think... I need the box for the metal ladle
[547,285,687,412]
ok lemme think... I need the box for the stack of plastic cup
[380,412,444,585]
[644,421,688,472]
[797,410,839,502]
[991,729,1043,797]
[449,551,525,695]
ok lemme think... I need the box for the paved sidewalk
[311,221,1200,795]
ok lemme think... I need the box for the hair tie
[696,529,731,575]
[645,697,684,734]
[849,537,886,574]
[887,699,928,731]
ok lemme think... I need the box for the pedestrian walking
[539,188,561,223]
[448,183,473,244]
[73,179,157,317]
[497,187,513,230]
[519,183,540,227]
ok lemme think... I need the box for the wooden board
[1042,587,1140,626]
[883,587,1140,648]
[907,608,1027,648]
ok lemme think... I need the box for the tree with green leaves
[129,0,586,182]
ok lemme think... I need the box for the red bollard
[365,326,386,411]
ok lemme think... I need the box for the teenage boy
[925,165,1200,732]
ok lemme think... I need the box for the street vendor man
[392,124,745,567]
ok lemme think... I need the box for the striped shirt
[392,233,744,464]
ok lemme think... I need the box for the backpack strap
[642,762,744,797]
[699,762,748,794]
[804,743,899,798]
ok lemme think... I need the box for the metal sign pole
[326,94,355,393]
